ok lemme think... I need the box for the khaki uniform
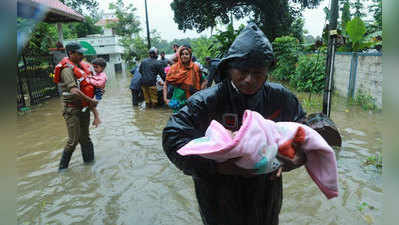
[59,67,93,165]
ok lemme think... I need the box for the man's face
[229,67,268,95]
[69,51,84,64]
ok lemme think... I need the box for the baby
[86,58,108,127]
[177,110,339,199]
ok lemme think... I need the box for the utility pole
[144,0,151,49]
[322,0,339,117]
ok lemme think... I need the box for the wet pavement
[17,76,382,225]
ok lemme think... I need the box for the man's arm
[70,87,98,107]
[162,95,217,178]
[61,67,97,107]
[163,81,169,104]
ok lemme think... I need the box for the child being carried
[86,58,108,127]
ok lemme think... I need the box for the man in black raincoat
[162,23,307,225]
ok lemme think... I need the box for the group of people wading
[129,44,221,111]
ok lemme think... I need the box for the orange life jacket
[54,57,94,107]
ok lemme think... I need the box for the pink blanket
[177,110,338,199]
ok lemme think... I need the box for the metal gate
[17,51,59,110]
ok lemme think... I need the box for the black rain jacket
[162,23,306,225]
[139,57,165,86]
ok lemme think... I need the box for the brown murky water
[17,76,382,225]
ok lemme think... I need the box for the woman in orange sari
[164,46,207,110]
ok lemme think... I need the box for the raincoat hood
[217,22,274,80]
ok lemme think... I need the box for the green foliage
[351,0,365,18]
[358,201,375,212]
[369,0,382,32]
[345,17,372,52]
[354,90,378,111]
[66,16,102,38]
[107,0,143,66]
[60,0,99,16]
[364,152,383,169]
[340,0,351,32]
[210,24,244,57]
[170,0,323,41]
[108,0,141,37]
[191,37,217,65]
[23,22,58,54]
[289,18,304,43]
[323,6,330,21]
[290,54,326,93]
[120,35,147,67]
[271,36,301,81]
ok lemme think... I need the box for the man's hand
[217,157,258,177]
[276,142,306,172]
[89,98,98,107]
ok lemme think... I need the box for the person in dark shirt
[159,51,169,70]
[139,47,165,107]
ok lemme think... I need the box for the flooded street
[17,76,382,225]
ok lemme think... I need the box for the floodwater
[17,75,382,225]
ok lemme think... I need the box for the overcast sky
[97,0,332,41]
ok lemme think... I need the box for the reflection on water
[17,77,382,225]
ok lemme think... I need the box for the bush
[290,54,326,93]
[271,36,301,81]
[354,90,378,111]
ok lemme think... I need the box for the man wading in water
[163,23,307,225]
[54,42,98,170]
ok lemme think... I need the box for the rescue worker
[162,23,307,225]
[55,42,98,170]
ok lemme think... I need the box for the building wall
[333,53,383,108]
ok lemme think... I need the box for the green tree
[340,0,351,31]
[59,0,99,17]
[23,22,58,54]
[108,0,141,36]
[107,0,142,66]
[345,17,372,51]
[191,36,217,65]
[210,24,245,57]
[351,0,365,18]
[271,36,301,81]
[170,0,324,41]
[289,17,305,43]
[65,16,103,38]
[120,35,147,66]
[369,0,382,31]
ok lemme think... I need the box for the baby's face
[229,130,238,138]
[93,65,104,74]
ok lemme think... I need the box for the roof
[18,0,84,23]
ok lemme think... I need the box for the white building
[63,14,127,78]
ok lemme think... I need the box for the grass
[364,152,383,169]
[351,90,380,112]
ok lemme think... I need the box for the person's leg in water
[131,89,139,106]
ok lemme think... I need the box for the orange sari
[166,47,201,98]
